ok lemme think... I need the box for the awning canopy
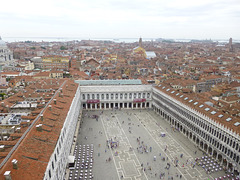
[133,98,146,103]
[87,99,100,103]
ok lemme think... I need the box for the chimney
[11,126,15,133]
[48,105,52,111]
[16,127,21,133]
[6,105,10,112]
[3,136,8,141]
[54,99,56,105]
[0,145,5,152]
[27,120,30,126]
[36,124,42,132]
[4,171,11,180]
[11,159,18,169]
[43,93,45,98]
[60,88,62,93]
[40,114,43,121]
[29,94,31,97]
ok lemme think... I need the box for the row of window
[47,93,81,180]
[154,101,240,164]
[0,49,9,53]
[48,126,66,179]
[82,92,151,100]
[153,91,239,152]
[153,91,240,164]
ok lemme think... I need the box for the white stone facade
[43,86,81,180]
[152,87,240,173]
[0,38,13,66]
[80,85,153,110]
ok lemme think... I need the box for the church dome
[0,37,7,47]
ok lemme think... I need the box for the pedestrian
[154,156,156,161]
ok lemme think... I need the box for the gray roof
[146,51,156,58]
[75,79,142,86]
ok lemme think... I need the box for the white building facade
[152,86,240,174]
[44,86,82,180]
[80,85,152,110]
[0,37,13,66]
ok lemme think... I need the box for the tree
[60,46,68,50]
[0,93,6,99]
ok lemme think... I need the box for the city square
[67,109,228,180]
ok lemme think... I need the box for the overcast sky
[1,0,240,39]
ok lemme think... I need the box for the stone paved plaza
[69,109,227,180]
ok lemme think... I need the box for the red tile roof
[0,80,78,180]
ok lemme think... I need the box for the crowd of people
[77,109,232,179]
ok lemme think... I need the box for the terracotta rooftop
[0,79,78,180]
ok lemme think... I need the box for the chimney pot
[11,159,18,169]
[0,145,5,152]
[4,171,11,180]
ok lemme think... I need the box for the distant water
[4,37,154,43]
[3,37,240,43]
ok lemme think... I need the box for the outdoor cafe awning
[86,99,100,104]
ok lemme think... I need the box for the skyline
[1,0,240,39]
[2,37,240,44]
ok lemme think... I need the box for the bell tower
[139,37,142,48]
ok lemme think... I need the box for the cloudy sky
[1,0,240,39]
